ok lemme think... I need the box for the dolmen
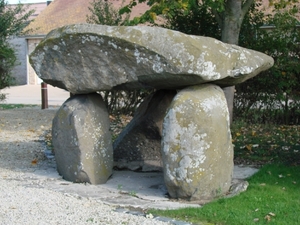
[30,24,273,201]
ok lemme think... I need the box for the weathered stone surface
[29,24,274,94]
[162,84,233,201]
[225,179,249,198]
[113,90,176,171]
[52,93,113,184]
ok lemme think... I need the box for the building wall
[8,2,48,85]
[27,38,43,85]
[8,37,27,85]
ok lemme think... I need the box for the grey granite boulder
[29,24,274,94]
[162,84,233,201]
[113,90,176,171]
[52,93,113,184]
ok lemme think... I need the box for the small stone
[145,213,154,219]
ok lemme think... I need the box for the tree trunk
[222,86,235,124]
[221,0,244,45]
[221,0,243,125]
[215,0,254,124]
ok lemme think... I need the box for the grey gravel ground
[0,107,171,225]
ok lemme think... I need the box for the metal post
[41,82,48,109]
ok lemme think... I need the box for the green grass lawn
[150,164,300,225]
[0,104,37,110]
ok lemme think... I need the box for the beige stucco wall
[27,38,43,85]
[9,37,27,85]
[9,37,43,85]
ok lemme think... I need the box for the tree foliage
[87,0,129,25]
[0,0,34,95]
[235,1,300,124]
[162,1,221,39]
[119,0,254,43]
[0,42,15,100]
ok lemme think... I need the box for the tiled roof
[27,2,48,21]
[26,0,92,36]
[9,2,47,21]
[26,0,149,36]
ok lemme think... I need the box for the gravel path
[0,107,170,225]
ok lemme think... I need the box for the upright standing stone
[52,93,113,184]
[113,90,176,171]
[162,84,233,201]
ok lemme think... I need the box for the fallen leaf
[260,183,266,186]
[269,212,276,217]
[253,218,259,222]
[292,181,297,184]
[31,159,38,165]
[246,144,252,151]
[264,215,271,221]
[278,174,283,178]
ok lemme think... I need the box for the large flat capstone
[29,24,274,94]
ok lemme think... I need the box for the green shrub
[235,5,300,125]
